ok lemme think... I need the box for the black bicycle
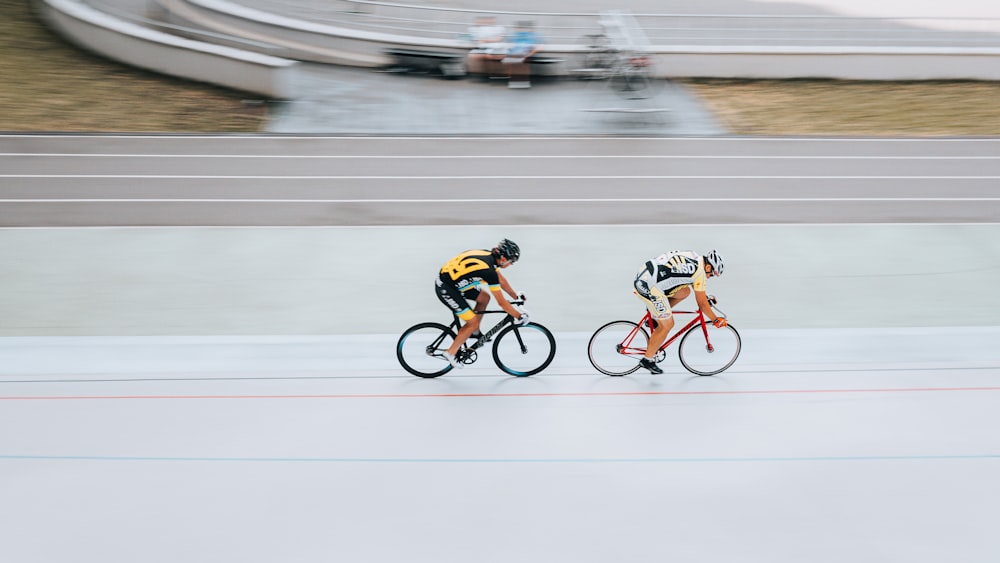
[396,300,556,378]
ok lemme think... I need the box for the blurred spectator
[502,20,540,89]
[466,15,507,76]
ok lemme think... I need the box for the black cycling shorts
[435,277,480,321]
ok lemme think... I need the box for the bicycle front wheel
[492,322,556,376]
[587,320,648,376]
[396,322,456,378]
[678,323,741,376]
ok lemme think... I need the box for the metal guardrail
[84,0,1000,52]
[49,0,1000,87]
[229,0,1000,48]
[84,0,285,51]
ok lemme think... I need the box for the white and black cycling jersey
[634,250,708,297]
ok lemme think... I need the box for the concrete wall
[657,47,1000,80]
[158,0,403,66]
[34,0,300,99]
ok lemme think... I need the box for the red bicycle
[587,295,741,376]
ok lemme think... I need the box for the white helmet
[705,250,724,276]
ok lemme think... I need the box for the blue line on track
[3,454,999,463]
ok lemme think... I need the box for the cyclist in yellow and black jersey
[435,238,527,368]
[633,250,726,374]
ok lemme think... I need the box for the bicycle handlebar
[707,294,729,319]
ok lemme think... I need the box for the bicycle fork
[698,317,715,353]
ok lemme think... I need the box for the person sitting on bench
[502,21,540,88]
[466,16,507,77]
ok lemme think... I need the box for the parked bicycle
[397,300,556,378]
[575,32,654,99]
[587,295,741,376]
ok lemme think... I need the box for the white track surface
[3,328,1000,562]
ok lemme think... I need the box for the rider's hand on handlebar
[712,317,728,328]
[517,292,527,303]
[514,312,530,326]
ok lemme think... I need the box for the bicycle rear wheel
[492,322,556,376]
[587,320,648,376]
[612,67,652,99]
[677,323,741,376]
[396,322,455,378]
[578,38,616,79]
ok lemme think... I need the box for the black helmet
[495,238,520,262]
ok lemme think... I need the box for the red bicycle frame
[617,309,715,356]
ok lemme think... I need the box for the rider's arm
[497,270,519,300]
[490,286,523,319]
[695,290,724,325]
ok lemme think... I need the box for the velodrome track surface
[2,134,1000,562]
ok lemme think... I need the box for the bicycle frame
[398,299,555,378]
[587,293,738,377]
[618,309,714,357]
[445,300,525,352]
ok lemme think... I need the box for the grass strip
[684,78,1000,136]
[0,0,267,132]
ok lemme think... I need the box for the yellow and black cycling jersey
[439,249,501,293]
[634,250,707,297]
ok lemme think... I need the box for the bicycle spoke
[397,322,455,378]
[588,320,647,376]
[677,324,741,376]
[492,323,556,376]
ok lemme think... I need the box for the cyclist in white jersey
[633,250,727,374]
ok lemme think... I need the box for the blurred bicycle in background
[573,11,656,99]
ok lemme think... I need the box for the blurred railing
[233,0,1000,48]
[85,0,285,51]
[67,0,1000,81]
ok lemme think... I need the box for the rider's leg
[645,286,690,357]
[667,286,691,308]
[634,285,674,360]
[448,313,482,355]
[473,290,490,313]
[645,315,673,359]
[470,291,490,339]
[645,286,691,359]
[437,281,483,356]
[447,290,488,355]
